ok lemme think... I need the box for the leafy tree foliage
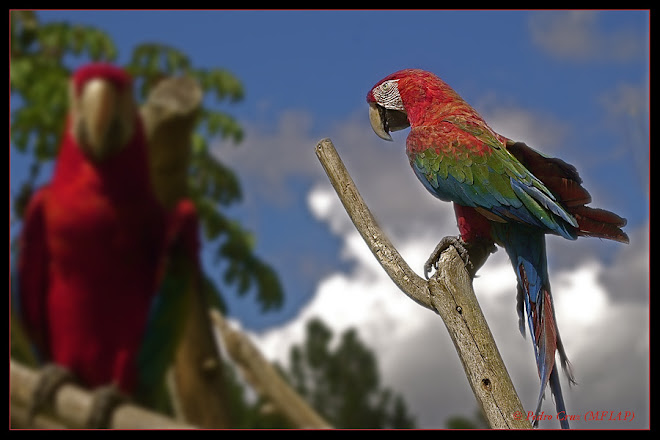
[283,318,416,429]
[10,10,283,312]
[445,409,489,429]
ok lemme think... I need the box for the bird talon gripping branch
[86,384,127,429]
[423,235,472,279]
[27,363,75,425]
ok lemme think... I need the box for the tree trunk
[142,75,232,428]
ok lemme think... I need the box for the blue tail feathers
[492,222,574,429]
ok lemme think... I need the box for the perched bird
[366,68,628,429]
[17,63,191,424]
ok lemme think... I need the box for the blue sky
[12,10,649,429]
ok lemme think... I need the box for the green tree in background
[283,318,416,429]
[10,10,283,313]
[445,409,489,429]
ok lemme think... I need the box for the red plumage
[72,63,132,96]
[18,64,169,393]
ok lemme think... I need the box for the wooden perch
[141,75,202,208]
[315,138,531,429]
[210,309,332,429]
[142,75,232,428]
[10,359,195,429]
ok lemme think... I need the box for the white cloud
[212,110,322,206]
[254,184,443,362]
[478,101,571,155]
[528,11,645,63]
[250,179,648,428]
[554,262,609,327]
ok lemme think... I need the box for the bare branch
[314,139,431,310]
[210,309,332,429]
[314,138,531,429]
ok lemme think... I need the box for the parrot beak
[369,102,410,142]
[369,102,392,141]
[73,78,135,162]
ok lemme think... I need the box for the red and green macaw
[367,69,628,429]
[16,63,194,417]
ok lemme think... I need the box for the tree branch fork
[315,138,531,429]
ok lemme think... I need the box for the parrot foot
[424,236,471,279]
[424,236,496,279]
[85,384,127,429]
[27,363,75,426]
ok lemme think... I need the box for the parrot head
[366,71,410,141]
[69,63,137,162]
[367,68,467,140]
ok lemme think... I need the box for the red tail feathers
[506,141,629,244]
[571,205,629,243]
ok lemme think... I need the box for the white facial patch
[372,79,404,111]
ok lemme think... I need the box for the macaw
[16,63,192,423]
[366,69,628,429]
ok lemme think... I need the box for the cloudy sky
[13,10,649,429]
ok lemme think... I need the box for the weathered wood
[141,75,202,208]
[142,75,233,428]
[314,139,431,310]
[314,138,531,429]
[429,250,530,429]
[211,309,332,429]
[10,359,195,429]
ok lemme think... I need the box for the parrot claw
[27,363,75,426]
[424,236,496,279]
[424,236,472,279]
[26,364,125,429]
[85,384,126,429]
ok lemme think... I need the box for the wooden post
[142,75,232,428]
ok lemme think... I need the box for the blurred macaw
[366,69,628,428]
[16,63,192,424]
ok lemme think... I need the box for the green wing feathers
[407,120,579,239]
